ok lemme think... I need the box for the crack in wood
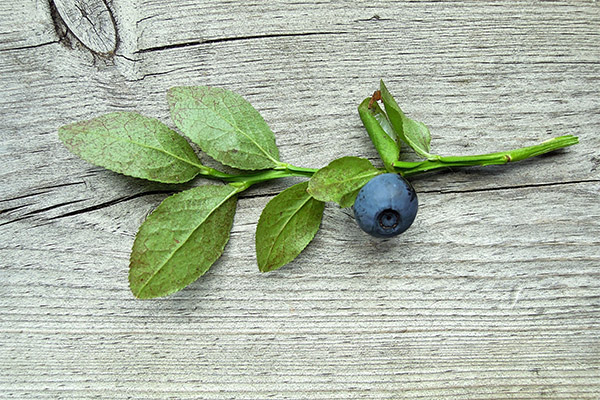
[36,181,87,191]
[135,66,188,81]
[49,190,176,221]
[114,53,140,62]
[48,0,70,48]
[1,182,84,205]
[1,188,173,226]
[23,198,89,217]
[0,204,31,214]
[136,31,349,54]
[420,179,600,195]
[0,199,88,227]
[0,41,59,53]
[7,178,595,221]
[354,14,393,23]
[0,191,52,204]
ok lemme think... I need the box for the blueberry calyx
[378,209,400,230]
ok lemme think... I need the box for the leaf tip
[258,259,289,273]
[258,264,275,273]
[379,79,388,92]
[357,97,370,113]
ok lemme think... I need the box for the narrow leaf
[168,86,281,170]
[129,184,239,299]
[307,156,382,207]
[256,181,325,272]
[371,102,398,142]
[379,80,433,159]
[358,97,400,172]
[58,112,203,183]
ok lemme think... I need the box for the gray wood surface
[1,1,599,398]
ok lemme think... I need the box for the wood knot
[51,0,117,55]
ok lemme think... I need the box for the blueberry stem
[200,135,578,188]
[394,135,579,177]
[201,163,317,187]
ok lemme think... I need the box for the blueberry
[352,173,418,238]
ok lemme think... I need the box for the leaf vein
[89,123,203,170]
[263,195,313,269]
[134,188,236,296]
[191,96,279,165]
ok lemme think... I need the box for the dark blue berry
[352,173,418,238]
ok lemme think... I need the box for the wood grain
[1,1,599,398]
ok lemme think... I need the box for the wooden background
[1,1,599,398]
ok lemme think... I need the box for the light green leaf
[168,86,281,170]
[58,112,204,183]
[129,184,239,299]
[379,80,433,159]
[338,187,362,208]
[256,181,324,272]
[358,97,400,172]
[307,156,382,207]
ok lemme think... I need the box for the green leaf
[168,86,281,170]
[58,112,204,183]
[358,97,400,172]
[371,102,398,142]
[338,187,362,208]
[256,181,324,272]
[307,156,382,207]
[379,80,433,159]
[129,184,239,299]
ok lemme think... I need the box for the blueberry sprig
[58,82,578,298]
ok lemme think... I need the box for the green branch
[200,135,578,188]
[394,135,579,177]
[201,163,318,187]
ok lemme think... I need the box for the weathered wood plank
[1,0,599,398]
[0,1,55,51]
[2,183,599,398]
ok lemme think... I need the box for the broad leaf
[358,97,399,171]
[58,112,203,183]
[307,156,382,207]
[256,181,324,272]
[168,86,281,170]
[379,80,433,159]
[129,184,239,298]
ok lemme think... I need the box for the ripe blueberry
[352,173,418,238]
